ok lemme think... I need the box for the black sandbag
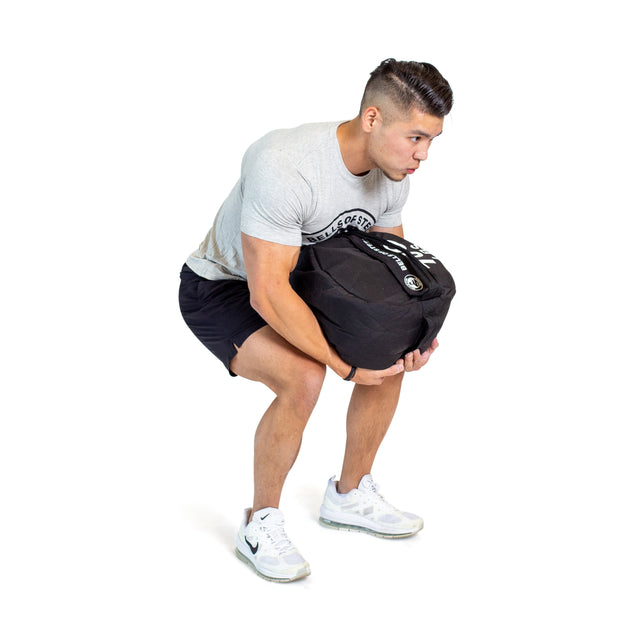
[289,227,455,370]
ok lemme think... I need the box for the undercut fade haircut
[360,58,453,119]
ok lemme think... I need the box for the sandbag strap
[340,228,437,297]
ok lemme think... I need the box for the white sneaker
[235,507,311,582]
[319,474,424,538]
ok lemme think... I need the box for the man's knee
[230,325,326,410]
[280,359,326,414]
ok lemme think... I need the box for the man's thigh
[230,325,326,395]
[179,264,325,392]
[179,265,267,376]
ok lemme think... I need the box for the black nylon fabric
[289,228,456,370]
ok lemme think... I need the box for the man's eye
[410,136,420,142]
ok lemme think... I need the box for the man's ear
[361,106,381,133]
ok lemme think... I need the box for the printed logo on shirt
[303,209,376,243]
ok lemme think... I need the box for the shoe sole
[319,517,423,539]
[234,548,311,583]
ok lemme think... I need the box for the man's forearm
[250,284,351,379]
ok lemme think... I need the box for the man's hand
[352,362,404,386]
[349,338,439,385]
[402,338,439,373]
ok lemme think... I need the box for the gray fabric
[185,121,409,281]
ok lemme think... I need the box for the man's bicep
[241,233,301,290]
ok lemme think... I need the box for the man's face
[367,109,444,182]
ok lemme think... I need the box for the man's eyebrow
[410,129,443,139]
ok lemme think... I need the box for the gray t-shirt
[186,121,409,281]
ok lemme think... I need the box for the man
[179,59,453,582]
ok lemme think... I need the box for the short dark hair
[360,58,453,118]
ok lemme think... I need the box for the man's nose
[414,148,428,161]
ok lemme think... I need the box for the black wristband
[343,366,357,381]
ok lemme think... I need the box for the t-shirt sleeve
[239,149,312,247]
[372,177,410,228]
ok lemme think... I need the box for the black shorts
[178,264,267,376]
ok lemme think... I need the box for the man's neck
[336,118,373,177]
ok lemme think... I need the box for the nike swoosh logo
[245,537,259,555]
[260,513,270,521]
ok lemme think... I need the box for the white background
[1,1,638,638]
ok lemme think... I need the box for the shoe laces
[356,481,398,513]
[261,520,295,554]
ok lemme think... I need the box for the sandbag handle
[339,227,438,297]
